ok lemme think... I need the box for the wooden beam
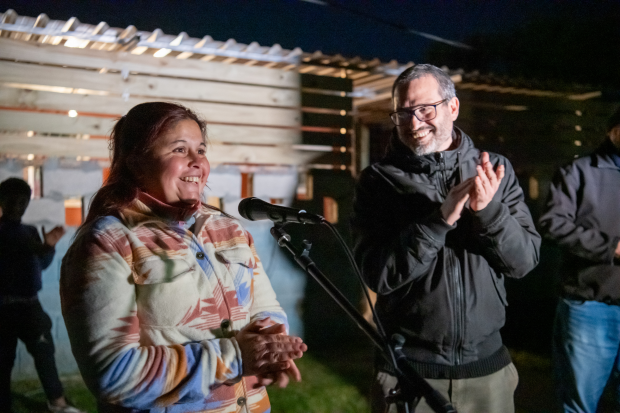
[354,76,395,91]
[0,87,302,127]
[0,111,302,145]
[301,74,353,92]
[0,133,109,158]
[0,110,115,135]
[0,61,300,108]
[207,124,301,145]
[354,92,391,107]
[0,133,322,165]
[0,37,299,89]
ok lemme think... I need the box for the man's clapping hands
[440,152,505,225]
[469,152,504,212]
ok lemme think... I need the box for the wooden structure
[0,10,309,166]
[2,8,618,376]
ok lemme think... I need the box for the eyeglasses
[390,99,447,126]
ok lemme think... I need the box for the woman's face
[142,119,210,207]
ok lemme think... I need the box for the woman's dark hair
[82,102,207,227]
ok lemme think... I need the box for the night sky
[2,0,619,87]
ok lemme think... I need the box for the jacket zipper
[435,152,464,366]
[449,249,463,366]
[435,152,448,195]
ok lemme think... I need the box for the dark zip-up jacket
[539,138,620,303]
[351,128,540,379]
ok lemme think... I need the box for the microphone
[238,197,323,225]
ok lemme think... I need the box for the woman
[60,102,306,413]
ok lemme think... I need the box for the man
[351,64,541,413]
[539,107,620,413]
[0,178,83,413]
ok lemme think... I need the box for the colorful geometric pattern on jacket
[60,196,288,412]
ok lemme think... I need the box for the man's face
[610,125,620,149]
[393,75,459,155]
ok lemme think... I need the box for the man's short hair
[392,64,457,104]
[0,177,31,204]
[608,106,620,132]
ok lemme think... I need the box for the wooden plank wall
[0,37,320,166]
[301,74,353,172]
[452,90,616,181]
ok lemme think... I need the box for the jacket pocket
[215,244,256,269]
[134,257,198,327]
[133,256,192,285]
[216,245,255,307]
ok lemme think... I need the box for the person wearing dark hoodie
[0,178,83,413]
[539,107,620,413]
[351,64,541,413]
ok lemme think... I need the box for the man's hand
[615,240,620,260]
[440,178,475,225]
[469,152,505,212]
[43,226,65,247]
[236,318,307,377]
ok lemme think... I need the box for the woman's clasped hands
[236,317,307,389]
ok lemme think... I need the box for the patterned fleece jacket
[60,192,288,413]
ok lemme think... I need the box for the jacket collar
[119,191,218,230]
[592,138,620,170]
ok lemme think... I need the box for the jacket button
[196,252,205,259]
[237,397,246,406]
[221,319,231,330]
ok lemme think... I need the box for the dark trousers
[0,300,64,411]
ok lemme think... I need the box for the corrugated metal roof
[0,9,602,102]
[0,9,302,67]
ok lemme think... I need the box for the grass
[16,348,597,413]
[11,354,370,413]
[510,349,556,413]
[268,355,370,413]
[11,375,97,413]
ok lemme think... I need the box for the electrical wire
[299,0,473,50]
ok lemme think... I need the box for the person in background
[351,64,541,413]
[60,102,306,413]
[0,178,83,413]
[539,107,620,413]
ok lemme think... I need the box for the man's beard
[409,129,451,156]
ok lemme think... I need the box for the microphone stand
[270,224,456,413]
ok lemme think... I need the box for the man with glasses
[351,64,540,412]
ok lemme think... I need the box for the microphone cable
[313,219,389,347]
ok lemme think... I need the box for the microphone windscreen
[238,197,256,220]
